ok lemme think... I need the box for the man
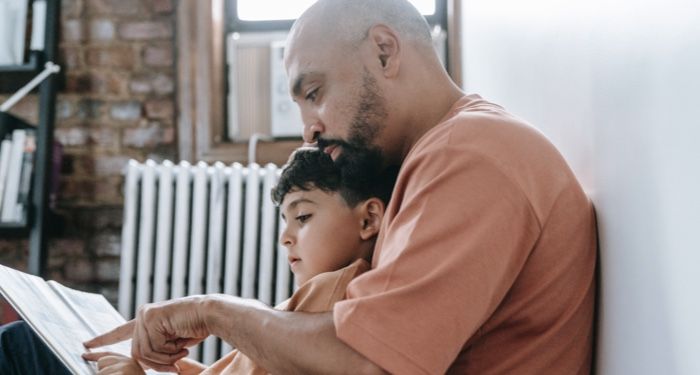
[84,0,597,373]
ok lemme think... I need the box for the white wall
[460,0,700,374]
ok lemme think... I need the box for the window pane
[237,0,436,21]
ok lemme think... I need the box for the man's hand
[84,296,210,372]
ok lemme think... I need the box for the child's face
[279,188,375,285]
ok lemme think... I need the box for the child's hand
[82,351,146,375]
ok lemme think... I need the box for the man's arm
[202,294,386,375]
[85,295,386,374]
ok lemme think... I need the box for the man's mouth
[323,144,343,161]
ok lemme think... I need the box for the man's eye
[296,214,312,223]
[305,88,318,102]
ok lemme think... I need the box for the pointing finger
[84,320,136,348]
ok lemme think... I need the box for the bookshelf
[0,0,60,277]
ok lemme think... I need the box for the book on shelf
[0,0,29,65]
[15,129,35,220]
[0,128,35,223]
[0,264,171,374]
[0,138,12,213]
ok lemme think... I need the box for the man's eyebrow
[291,72,325,98]
[291,73,307,98]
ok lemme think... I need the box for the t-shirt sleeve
[333,145,542,375]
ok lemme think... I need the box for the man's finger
[84,320,136,348]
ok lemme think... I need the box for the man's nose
[303,121,324,144]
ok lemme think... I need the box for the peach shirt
[334,95,597,374]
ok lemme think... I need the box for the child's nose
[279,228,294,247]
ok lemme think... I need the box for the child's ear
[358,198,385,240]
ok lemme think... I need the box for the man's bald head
[290,0,433,51]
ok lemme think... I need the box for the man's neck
[399,82,465,162]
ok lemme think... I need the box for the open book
[0,263,169,374]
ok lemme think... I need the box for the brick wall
[0,0,177,309]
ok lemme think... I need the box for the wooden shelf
[0,221,30,237]
[0,52,45,94]
[0,0,60,276]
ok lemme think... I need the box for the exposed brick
[86,0,145,16]
[152,0,174,13]
[152,74,175,95]
[47,255,67,272]
[144,99,173,119]
[110,101,142,121]
[95,155,131,176]
[75,99,105,120]
[94,177,124,204]
[95,258,121,282]
[118,21,173,40]
[86,46,136,69]
[75,207,123,231]
[49,238,86,258]
[58,178,94,202]
[162,127,175,144]
[62,19,85,43]
[129,77,151,94]
[64,258,95,283]
[89,128,120,150]
[90,233,122,257]
[59,47,83,70]
[0,240,23,269]
[66,154,95,176]
[88,19,116,41]
[55,127,89,146]
[142,44,173,67]
[61,0,84,18]
[55,99,74,120]
[129,73,174,95]
[65,73,128,96]
[123,123,170,148]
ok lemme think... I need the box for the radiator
[117,159,293,364]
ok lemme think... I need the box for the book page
[0,264,98,374]
[48,281,132,357]
[48,282,173,375]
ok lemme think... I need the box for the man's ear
[358,198,385,240]
[368,24,400,78]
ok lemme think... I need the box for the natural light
[237,0,436,21]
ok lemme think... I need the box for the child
[85,147,396,374]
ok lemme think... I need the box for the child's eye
[296,214,312,224]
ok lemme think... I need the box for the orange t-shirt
[334,94,597,374]
[199,259,370,375]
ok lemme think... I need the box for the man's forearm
[200,294,386,375]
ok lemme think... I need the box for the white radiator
[117,159,293,364]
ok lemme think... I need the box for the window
[176,0,460,164]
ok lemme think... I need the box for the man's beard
[317,68,390,183]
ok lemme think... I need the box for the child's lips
[288,256,301,267]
